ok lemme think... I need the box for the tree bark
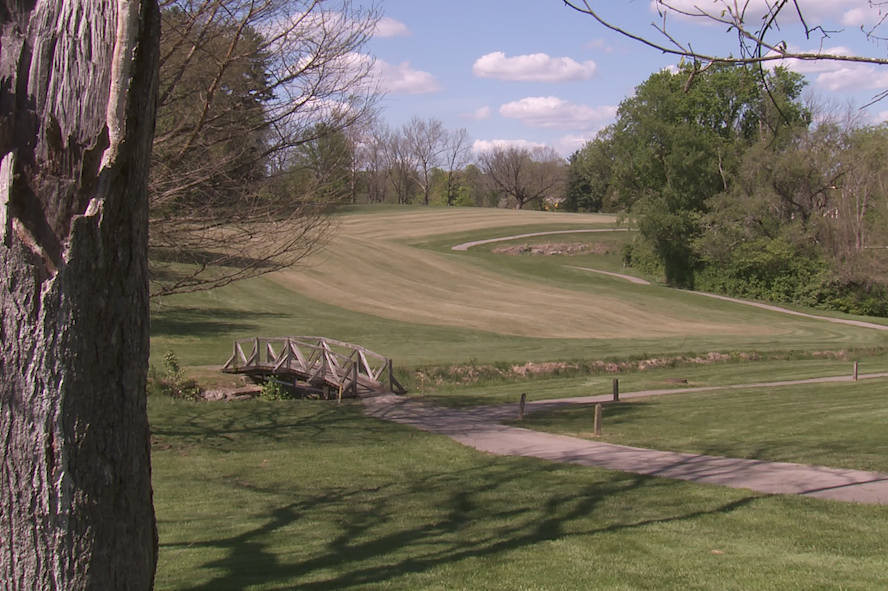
[0,0,160,589]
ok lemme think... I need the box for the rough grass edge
[395,346,888,393]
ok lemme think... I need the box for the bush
[259,380,289,401]
[147,350,202,399]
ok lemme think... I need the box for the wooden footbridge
[222,337,406,398]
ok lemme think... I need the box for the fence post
[518,393,526,420]
[853,361,859,381]
[594,403,603,436]
[612,378,619,402]
[387,358,394,392]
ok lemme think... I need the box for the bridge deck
[223,336,406,398]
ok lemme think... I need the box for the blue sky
[362,0,888,156]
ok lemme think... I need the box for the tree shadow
[150,306,279,338]
[150,404,400,452]
[162,459,759,590]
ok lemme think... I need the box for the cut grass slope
[151,399,888,591]
[151,207,888,370]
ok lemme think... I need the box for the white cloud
[374,17,411,37]
[557,134,594,155]
[499,96,616,130]
[462,106,492,120]
[815,65,888,92]
[472,139,547,153]
[473,52,597,82]
[771,45,888,92]
[371,59,442,94]
[586,38,617,53]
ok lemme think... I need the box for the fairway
[151,206,888,368]
[275,208,776,338]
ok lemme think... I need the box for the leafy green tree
[605,64,807,286]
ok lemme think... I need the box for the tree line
[562,64,888,316]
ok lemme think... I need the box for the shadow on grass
[164,465,758,591]
[151,404,381,451]
[152,400,761,590]
[150,306,281,339]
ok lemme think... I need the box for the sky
[361,0,888,156]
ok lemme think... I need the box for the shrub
[147,350,202,399]
[259,379,289,401]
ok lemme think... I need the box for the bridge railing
[223,336,405,396]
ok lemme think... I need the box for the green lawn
[151,399,888,591]
[517,377,888,473]
[150,207,888,589]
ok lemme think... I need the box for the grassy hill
[151,206,888,371]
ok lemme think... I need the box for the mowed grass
[151,398,888,591]
[150,207,888,589]
[517,377,888,473]
[151,206,888,371]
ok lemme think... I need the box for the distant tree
[462,163,493,207]
[388,129,418,204]
[361,121,393,203]
[1,0,159,588]
[291,123,355,204]
[563,128,617,212]
[442,127,473,206]
[401,117,448,206]
[478,146,566,209]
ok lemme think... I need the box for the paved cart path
[436,229,888,502]
[364,372,888,505]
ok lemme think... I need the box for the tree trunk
[0,0,160,589]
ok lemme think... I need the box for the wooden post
[612,378,619,402]
[518,392,526,420]
[387,358,394,392]
[594,403,602,436]
[853,361,859,381]
[352,361,358,398]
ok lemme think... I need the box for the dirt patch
[492,242,612,256]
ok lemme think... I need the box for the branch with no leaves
[562,0,888,68]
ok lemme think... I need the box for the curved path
[451,228,631,251]
[563,265,652,285]
[453,230,888,329]
[364,371,888,505]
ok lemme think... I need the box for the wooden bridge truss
[222,336,406,398]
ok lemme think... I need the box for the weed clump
[148,350,202,399]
